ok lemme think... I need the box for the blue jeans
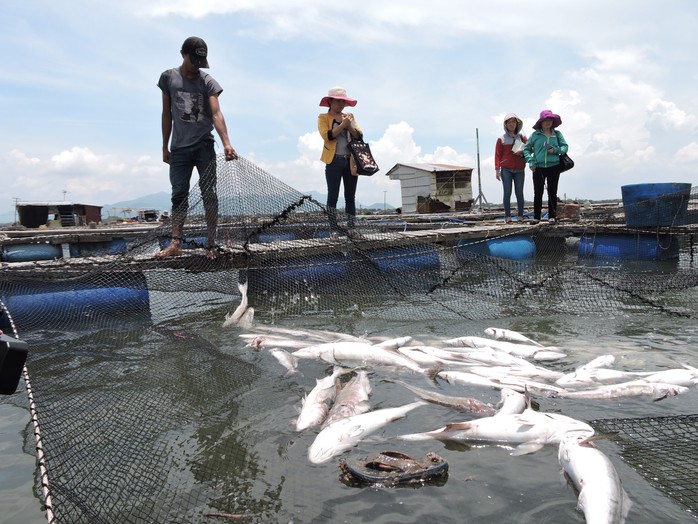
[169,139,217,223]
[325,155,358,230]
[501,168,525,218]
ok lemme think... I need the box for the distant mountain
[103,192,173,216]
[101,189,395,216]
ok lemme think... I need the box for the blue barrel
[244,254,352,293]
[0,273,151,330]
[364,246,441,275]
[578,234,679,260]
[2,243,62,262]
[457,235,536,261]
[621,183,692,227]
[70,238,128,257]
[255,232,296,243]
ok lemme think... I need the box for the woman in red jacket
[494,113,527,224]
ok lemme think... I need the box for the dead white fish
[442,345,538,368]
[637,368,698,387]
[558,381,688,401]
[429,368,505,390]
[250,325,367,344]
[432,368,563,396]
[558,432,632,524]
[308,400,427,464]
[293,341,426,374]
[396,347,455,368]
[295,367,351,432]
[321,370,372,428]
[484,327,543,347]
[576,354,616,372]
[238,306,254,329]
[555,368,651,388]
[386,379,496,415]
[444,336,565,361]
[469,364,564,383]
[398,408,594,455]
[373,336,413,350]
[242,335,310,350]
[222,281,249,328]
[268,348,300,377]
[494,388,528,416]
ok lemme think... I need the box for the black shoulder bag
[348,139,380,176]
[555,131,574,172]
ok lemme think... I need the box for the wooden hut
[16,202,102,228]
[386,163,473,214]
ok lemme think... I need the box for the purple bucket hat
[533,109,562,130]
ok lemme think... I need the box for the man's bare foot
[206,247,218,260]
[154,243,183,259]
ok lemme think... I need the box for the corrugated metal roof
[386,162,473,177]
[17,202,101,207]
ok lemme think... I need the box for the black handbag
[556,131,574,172]
[348,140,380,176]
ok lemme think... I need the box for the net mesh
[590,415,698,515]
[1,156,697,523]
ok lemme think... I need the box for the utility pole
[473,128,488,212]
[12,197,19,225]
[383,191,387,211]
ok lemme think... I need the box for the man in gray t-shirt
[155,36,238,260]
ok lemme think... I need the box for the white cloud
[647,99,698,130]
[675,142,698,162]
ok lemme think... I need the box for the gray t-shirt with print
[158,67,223,150]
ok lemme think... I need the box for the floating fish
[293,341,426,374]
[444,336,565,361]
[373,336,414,350]
[484,327,543,347]
[558,380,688,401]
[398,408,594,455]
[494,388,528,416]
[308,401,427,464]
[222,281,249,328]
[295,367,351,432]
[386,379,496,415]
[268,348,301,376]
[321,370,372,428]
[558,432,631,523]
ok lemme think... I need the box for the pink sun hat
[319,86,357,107]
[533,109,562,130]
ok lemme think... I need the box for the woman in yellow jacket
[318,86,363,240]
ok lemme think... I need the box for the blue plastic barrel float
[357,245,441,291]
[69,238,129,257]
[456,235,536,261]
[244,253,352,294]
[1,243,62,262]
[621,183,692,227]
[0,273,151,330]
[255,231,296,243]
[578,234,679,261]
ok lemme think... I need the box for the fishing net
[590,415,698,515]
[0,156,697,522]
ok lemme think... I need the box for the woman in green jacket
[523,110,568,224]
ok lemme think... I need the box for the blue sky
[2,0,697,217]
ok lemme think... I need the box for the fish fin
[426,366,443,383]
[442,422,472,432]
[510,441,544,456]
